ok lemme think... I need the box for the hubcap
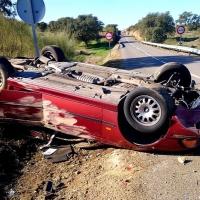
[130,95,161,126]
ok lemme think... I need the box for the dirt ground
[2,127,200,200]
[1,45,200,200]
[0,129,149,200]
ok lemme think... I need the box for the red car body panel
[0,90,43,125]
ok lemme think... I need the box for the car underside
[0,45,200,152]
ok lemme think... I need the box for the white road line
[125,36,200,79]
[191,73,200,78]
[125,36,165,62]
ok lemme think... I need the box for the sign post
[105,32,113,56]
[27,0,39,57]
[176,26,185,45]
[17,0,46,57]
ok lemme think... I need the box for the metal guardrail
[142,41,200,55]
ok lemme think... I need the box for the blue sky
[15,0,200,30]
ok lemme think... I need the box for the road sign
[105,32,113,41]
[16,0,46,57]
[17,0,45,24]
[177,26,185,35]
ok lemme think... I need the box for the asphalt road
[119,34,200,85]
[119,34,200,200]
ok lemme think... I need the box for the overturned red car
[0,45,199,152]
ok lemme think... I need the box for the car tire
[0,56,15,75]
[0,57,14,91]
[0,62,9,91]
[124,87,173,134]
[40,45,66,62]
[154,62,191,87]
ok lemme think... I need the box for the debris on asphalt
[178,156,186,164]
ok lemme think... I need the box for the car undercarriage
[0,45,199,151]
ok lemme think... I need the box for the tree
[0,0,16,17]
[69,14,104,47]
[139,12,159,38]
[57,17,75,31]
[188,14,200,30]
[155,12,175,35]
[176,12,200,31]
[176,12,193,25]
[45,15,104,46]
[48,17,75,32]
[48,20,59,32]
[104,24,118,33]
[46,17,75,34]
[36,22,48,32]
[130,12,175,43]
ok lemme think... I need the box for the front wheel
[124,87,173,134]
[154,62,191,87]
[0,57,14,91]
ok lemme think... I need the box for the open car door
[0,90,43,126]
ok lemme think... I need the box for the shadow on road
[120,41,136,44]
[103,54,200,70]
[103,58,124,69]
[119,43,126,48]
[103,53,200,72]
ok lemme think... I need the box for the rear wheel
[124,87,173,134]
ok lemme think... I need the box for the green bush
[151,27,167,43]
[38,32,77,59]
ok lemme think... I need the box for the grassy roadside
[73,38,117,65]
[165,29,200,49]
[0,14,77,59]
[72,38,123,68]
[0,14,122,68]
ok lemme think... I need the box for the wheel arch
[154,62,191,87]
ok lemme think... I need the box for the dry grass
[0,14,77,59]
[103,44,123,68]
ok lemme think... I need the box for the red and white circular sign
[176,26,185,34]
[105,32,113,41]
